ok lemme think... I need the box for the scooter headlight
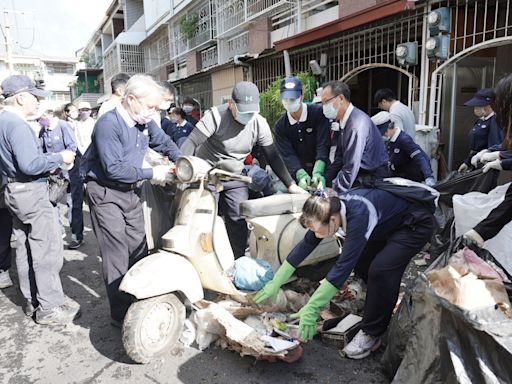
[176,156,211,183]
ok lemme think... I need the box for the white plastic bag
[453,182,512,274]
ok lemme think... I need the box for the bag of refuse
[232,256,273,291]
[382,237,512,383]
[453,182,512,275]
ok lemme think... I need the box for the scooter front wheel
[122,293,185,364]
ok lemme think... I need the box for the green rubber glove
[311,160,326,189]
[254,260,296,304]
[289,279,338,341]
[295,168,311,190]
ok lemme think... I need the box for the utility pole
[3,11,14,72]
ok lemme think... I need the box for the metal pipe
[3,11,13,73]
[283,50,291,77]
[448,63,458,170]
[418,3,431,125]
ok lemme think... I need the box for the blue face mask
[233,103,255,125]
[322,101,338,120]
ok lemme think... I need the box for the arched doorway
[340,64,418,117]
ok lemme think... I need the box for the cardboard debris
[196,301,302,360]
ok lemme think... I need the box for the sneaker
[341,330,381,359]
[35,304,81,325]
[0,269,13,289]
[68,238,84,250]
[23,299,37,317]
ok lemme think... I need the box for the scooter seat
[240,194,310,217]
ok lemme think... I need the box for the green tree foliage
[259,72,317,130]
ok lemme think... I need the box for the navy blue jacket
[464,114,503,165]
[325,106,388,192]
[39,120,77,154]
[0,110,62,178]
[275,103,330,176]
[287,188,417,288]
[388,130,432,182]
[83,108,181,184]
[167,120,195,148]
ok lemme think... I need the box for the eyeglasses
[321,95,338,106]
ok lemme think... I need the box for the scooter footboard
[120,251,204,303]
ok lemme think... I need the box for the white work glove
[463,229,484,248]
[480,151,500,164]
[60,150,76,165]
[331,122,340,131]
[482,159,502,173]
[471,149,489,167]
[457,163,469,173]
[151,165,171,186]
[424,177,436,187]
[288,183,309,194]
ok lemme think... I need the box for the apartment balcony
[103,42,145,85]
[214,0,293,38]
[143,26,171,74]
[170,1,216,59]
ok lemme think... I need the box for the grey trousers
[86,181,148,321]
[4,181,65,310]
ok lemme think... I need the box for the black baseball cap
[280,77,302,99]
[1,75,49,98]
[464,88,494,107]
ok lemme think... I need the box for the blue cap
[280,77,302,99]
[1,75,49,98]
[464,88,494,107]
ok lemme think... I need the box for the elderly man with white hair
[82,74,181,327]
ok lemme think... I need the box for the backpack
[360,177,439,214]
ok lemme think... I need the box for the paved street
[0,205,389,384]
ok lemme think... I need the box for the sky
[0,0,112,58]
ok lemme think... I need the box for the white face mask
[182,105,193,113]
[68,111,78,120]
[160,101,171,111]
[130,98,154,125]
[282,98,301,113]
[322,101,338,120]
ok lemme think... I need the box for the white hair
[123,74,164,101]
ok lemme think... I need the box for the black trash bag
[382,238,512,383]
[48,174,69,205]
[435,169,499,208]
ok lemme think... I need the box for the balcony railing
[103,43,145,86]
[143,27,170,73]
[219,31,249,64]
[201,46,218,70]
[215,0,293,37]
[170,1,215,59]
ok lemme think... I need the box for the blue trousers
[0,208,12,271]
[354,208,435,336]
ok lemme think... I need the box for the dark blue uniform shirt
[287,188,413,288]
[387,130,432,182]
[0,110,62,179]
[464,114,503,165]
[167,120,195,148]
[325,105,388,192]
[39,120,77,154]
[275,103,330,176]
[83,107,181,184]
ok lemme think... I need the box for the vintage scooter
[119,156,340,363]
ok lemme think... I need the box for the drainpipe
[418,3,431,125]
[234,53,259,82]
[283,50,291,77]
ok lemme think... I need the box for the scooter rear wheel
[122,293,185,364]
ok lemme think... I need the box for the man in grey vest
[181,81,306,258]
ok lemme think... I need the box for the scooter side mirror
[214,159,244,175]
